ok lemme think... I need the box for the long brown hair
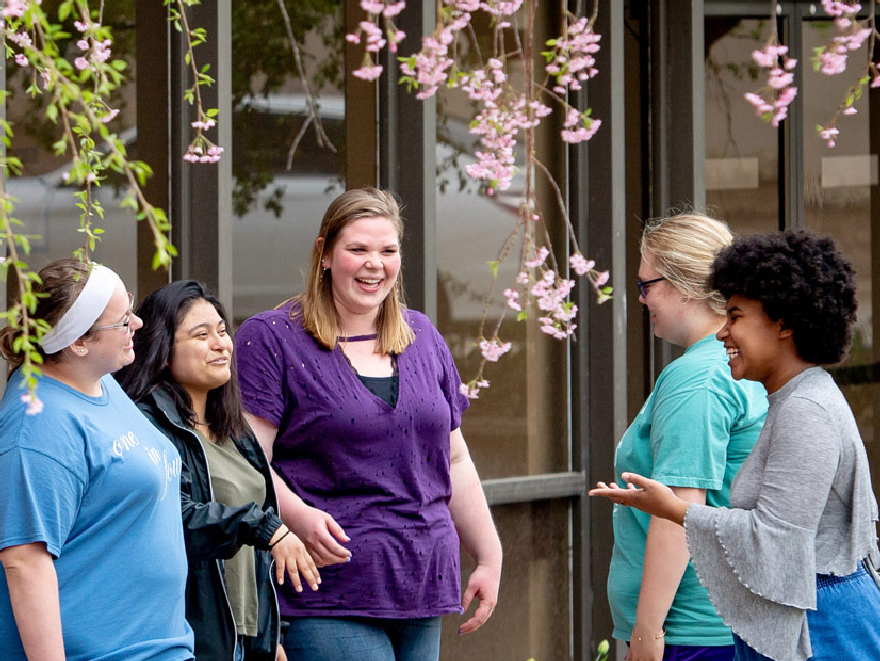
[0,259,94,372]
[290,187,415,353]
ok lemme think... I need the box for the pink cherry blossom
[360,1,385,13]
[100,108,120,123]
[525,246,549,268]
[569,253,595,275]
[479,338,513,362]
[2,0,26,18]
[74,56,90,71]
[383,2,406,17]
[503,288,522,311]
[14,53,27,67]
[353,64,384,80]
[20,392,44,416]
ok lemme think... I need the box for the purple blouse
[234,302,469,618]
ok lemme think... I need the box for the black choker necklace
[338,333,378,342]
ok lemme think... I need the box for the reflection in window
[440,500,571,661]
[4,9,138,291]
[230,4,345,325]
[801,20,879,487]
[435,6,569,480]
[705,18,780,234]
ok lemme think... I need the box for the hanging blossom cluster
[812,1,880,148]
[744,40,797,127]
[346,0,406,81]
[460,62,550,194]
[499,243,610,347]
[397,0,474,100]
[543,15,603,144]
[73,21,111,71]
[544,16,600,93]
[814,1,872,75]
[351,1,611,397]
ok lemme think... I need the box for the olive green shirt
[199,431,266,637]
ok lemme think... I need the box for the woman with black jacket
[118,280,319,661]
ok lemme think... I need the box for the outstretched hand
[588,472,690,526]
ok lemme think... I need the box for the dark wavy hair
[710,229,857,365]
[116,280,248,441]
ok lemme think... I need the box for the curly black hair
[710,229,857,365]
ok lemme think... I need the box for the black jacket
[138,386,282,661]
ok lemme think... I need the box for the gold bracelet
[634,627,666,642]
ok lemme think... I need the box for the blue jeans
[733,563,880,661]
[282,616,442,661]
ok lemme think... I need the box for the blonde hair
[641,212,732,315]
[290,187,415,353]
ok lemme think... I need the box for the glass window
[230,5,345,325]
[440,500,572,661]
[705,18,781,235]
[435,5,570,479]
[801,19,880,493]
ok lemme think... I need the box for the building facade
[5,1,880,659]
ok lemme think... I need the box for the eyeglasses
[636,276,665,298]
[91,292,135,332]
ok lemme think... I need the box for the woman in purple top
[234,187,503,661]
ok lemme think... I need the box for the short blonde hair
[641,212,732,315]
[291,187,415,353]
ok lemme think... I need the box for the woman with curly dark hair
[591,230,880,661]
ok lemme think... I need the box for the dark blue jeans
[282,616,442,661]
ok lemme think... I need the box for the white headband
[40,264,124,354]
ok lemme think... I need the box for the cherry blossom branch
[816,0,879,146]
[166,0,224,163]
[275,0,337,171]
[350,0,611,397]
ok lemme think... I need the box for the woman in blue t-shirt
[607,214,767,661]
[0,259,194,661]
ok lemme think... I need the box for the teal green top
[200,432,266,637]
[608,334,767,646]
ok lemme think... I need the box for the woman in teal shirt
[609,213,767,661]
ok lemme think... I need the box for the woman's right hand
[286,503,352,567]
[269,527,321,592]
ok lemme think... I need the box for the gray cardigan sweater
[684,367,880,661]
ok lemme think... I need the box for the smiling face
[169,298,233,397]
[638,253,688,346]
[82,283,142,374]
[320,216,402,326]
[716,294,792,392]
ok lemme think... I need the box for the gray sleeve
[687,395,840,609]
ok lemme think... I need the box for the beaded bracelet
[270,529,292,549]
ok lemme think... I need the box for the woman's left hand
[589,473,690,526]
[270,527,321,592]
[627,623,665,661]
[459,562,501,635]
[275,643,288,661]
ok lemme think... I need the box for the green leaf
[516,311,528,322]
[487,260,499,277]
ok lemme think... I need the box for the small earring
[77,349,85,354]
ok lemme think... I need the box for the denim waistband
[816,562,868,589]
